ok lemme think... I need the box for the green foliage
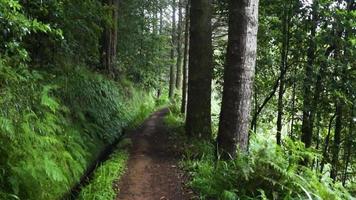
[18,0,104,67]
[58,68,126,143]
[180,134,352,200]
[0,68,87,199]
[0,64,159,199]
[0,0,59,65]
[0,0,169,199]
[117,0,171,88]
[78,148,129,200]
[165,111,352,200]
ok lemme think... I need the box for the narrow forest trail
[115,109,192,200]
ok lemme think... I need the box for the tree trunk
[301,1,318,148]
[330,102,343,181]
[101,0,119,78]
[159,4,163,34]
[320,114,336,174]
[175,0,184,90]
[169,0,177,99]
[185,0,213,138]
[342,107,353,185]
[181,0,190,114]
[276,1,290,145]
[290,65,297,139]
[253,85,258,133]
[157,3,164,98]
[217,0,259,157]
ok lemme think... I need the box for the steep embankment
[0,67,158,200]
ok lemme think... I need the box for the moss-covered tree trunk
[185,0,213,138]
[217,0,259,157]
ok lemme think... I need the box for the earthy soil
[115,109,192,200]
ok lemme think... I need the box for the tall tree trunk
[181,0,190,114]
[301,1,317,148]
[253,85,258,133]
[101,0,119,78]
[276,1,290,145]
[330,102,343,181]
[157,3,164,98]
[185,0,213,138]
[169,0,177,99]
[217,0,259,157]
[341,1,354,185]
[342,106,353,185]
[320,113,336,174]
[290,65,297,139]
[153,0,159,35]
[175,0,183,90]
[159,3,163,34]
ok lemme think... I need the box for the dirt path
[115,109,191,200]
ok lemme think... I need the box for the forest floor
[115,109,193,200]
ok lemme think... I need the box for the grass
[77,146,129,200]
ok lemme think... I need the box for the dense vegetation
[0,0,355,199]
[0,0,168,199]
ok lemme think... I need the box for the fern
[176,130,353,200]
[0,66,159,200]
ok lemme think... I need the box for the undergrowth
[77,139,131,200]
[0,64,160,200]
[77,89,162,200]
[164,108,353,200]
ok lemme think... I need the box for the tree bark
[342,107,353,185]
[157,2,164,98]
[169,0,177,99]
[181,0,190,114]
[290,65,297,139]
[330,103,343,181]
[320,114,336,174]
[175,0,184,90]
[217,0,259,157]
[301,1,317,148]
[276,1,290,145]
[101,0,119,78]
[185,0,213,138]
[159,3,163,34]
